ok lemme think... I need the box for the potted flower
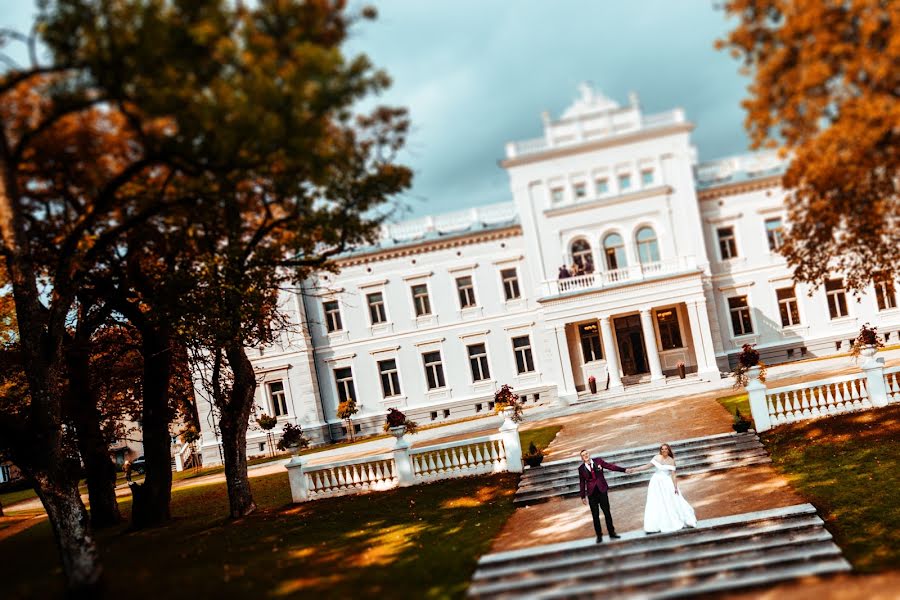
[676,361,686,379]
[494,384,524,423]
[850,323,884,361]
[383,408,419,437]
[588,375,597,394]
[276,423,309,456]
[733,344,766,388]
[256,413,278,456]
[523,441,546,468]
[732,409,752,433]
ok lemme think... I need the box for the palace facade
[195,85,900,464]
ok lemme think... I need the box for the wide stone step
[469,505,851,600]
[520,439,765,488]
[473,514,825,583]
[515,452,771,505]
[476,504,817,571]
[534,431,759,474]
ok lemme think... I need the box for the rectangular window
[655,309,683,350]
[456,276,477,308]
[512,335,535,374]
[378,359,401,398]
[875,279,897,311]
[366,292,387,325]
[501,268,521,301]
[776,287,801,327]
[333,367,356,403]
[550,187,564,204]
[765,218,784,251]
[641,169,654,186]
[578,322,603,363]
[467,343,491,382]
[411,284,431,317]
[323,300,342,332]
[0,464,10,483]
[574,182,586,199]
[728,296,753,336]
[618,173,631,191]
[595,178,609,195]
[717,226,738,260]
[422,351,446,390]
[268,381,287,417]
[825,279,849,319]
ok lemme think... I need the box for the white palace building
[196,85,900,463]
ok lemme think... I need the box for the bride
[627,443,697,533]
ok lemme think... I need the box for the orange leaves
[718,0,899,292]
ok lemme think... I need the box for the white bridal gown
[643,458,698,533]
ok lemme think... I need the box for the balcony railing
[542,256,699,297]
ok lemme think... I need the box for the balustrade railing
[285,410,523,503]
[410,434,508,482]
[748,350,895,432]
[544,256,698,296]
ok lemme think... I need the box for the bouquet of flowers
[494,384,524,423]
[383,407,419,435]
[732,343,766,388]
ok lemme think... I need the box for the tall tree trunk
[31,471,103,597]
[219,341,257,518]
[66,343,121,528]
[131,326,173,528]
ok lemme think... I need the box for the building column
[689,298,721,379]
[553,324,578,405]
[640,308,665,382]
[599,316,624,391]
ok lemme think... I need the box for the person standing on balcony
[578,449,627,543]
[559,265,571,279]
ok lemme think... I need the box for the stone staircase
[515,431,769,505]
[468,504,851,599]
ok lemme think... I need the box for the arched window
[636,227,660,264]
[570,239,594,272]
[603,233,627,270]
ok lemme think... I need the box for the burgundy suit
[578,457,626,539]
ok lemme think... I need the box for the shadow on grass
[762,404,900,572]
[0,469,519,599]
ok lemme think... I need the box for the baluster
[849,379,860,401]
[442,450,453,472]
[323,469,334,491]
[307,472,317,494]
[783,391,795,421]
[428,452,437,475]
[488,441,499,463]
[465,445,476,469]
[809,387,821,418]
[799,389,811,418]
[825,384,837,414]
[497,439,507,460]
[474,444,484,465]
[774,394,785,424]
[889,373,900,402]
[835,382,847,412]
[374,462,384,483]
[766,396,776,420]
[450,447,461,468]
[858,379,872,409]
[435,451,445,473]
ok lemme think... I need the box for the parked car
[131,456,146,475]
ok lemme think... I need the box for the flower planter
[859,344,877,360]
[588,378,597,394]
[677,364,686,379]
[524,454,545,468]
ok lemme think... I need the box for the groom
[578,449,626,543]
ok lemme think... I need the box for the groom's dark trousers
[579,457,626,538]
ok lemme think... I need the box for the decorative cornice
[545,185,673,218]
[447,262,478,273]
[413,337,446,347]
[697,175,782,201]
[357,278,389,289]
[501,123,695,168]
[323,353,357,363]
[335,225,522,268]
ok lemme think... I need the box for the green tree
[717,0,899,292]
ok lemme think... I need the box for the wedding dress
[643,458,697,533]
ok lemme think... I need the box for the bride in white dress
[627,443,697,533]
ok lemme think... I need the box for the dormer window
[551,187,564,204]
[574,182,587,199]
[641,169,654,186]
[595,178,609,195]
[618,173,632,191]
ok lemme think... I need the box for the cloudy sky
[1,1,751,219]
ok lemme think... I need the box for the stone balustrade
[285,409,523,503]
[543,256,698,297]
[748,348,894,432]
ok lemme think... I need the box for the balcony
[541,256,700,298]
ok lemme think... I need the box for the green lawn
[761,403,900,572]
[716,392,750,423]
[520,425,562,451]
[0,487,38,509]
[0,467,519,599]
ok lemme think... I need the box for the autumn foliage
[718,0,899,292]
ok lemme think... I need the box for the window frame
[603,233,627,270]
[500,267,521,301]
[366,291,387,325]
[776,286,801,327]
[512,335,536,374]
[467,343,491,382]
[728,295,754,336]
[410,283,432,317]
[333,367,356,404]
[322,300,343,333]
[422,350,447,390]
[825,279,849,319]
[875,279,897,311]
[655,308,684,350]
[640,168,654,186]
[617,172,632,191]
[267,381,288,417]
[765,217,785,252]
[455,275,478,309]
[635,226,660,264]
[578,322,603,363]
[717,226,738,260]
[377,358,402,398]
[595,177,609,195]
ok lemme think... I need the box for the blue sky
[1,1,751,219]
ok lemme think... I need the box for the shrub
[276,423,309,452]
